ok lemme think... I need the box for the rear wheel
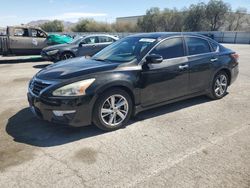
[93,89,133,131]
[208,71,229,99]
[60,52,75,60]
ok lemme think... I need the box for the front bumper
[27,92,95,127]
[41,51,60,61]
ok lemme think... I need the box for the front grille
[32,80,51,96]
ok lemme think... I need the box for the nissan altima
[28,33,239,131]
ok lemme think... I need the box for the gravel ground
[0,44,249,188]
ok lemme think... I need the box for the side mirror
[145,54,163,64]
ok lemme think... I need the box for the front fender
[90,71,141,105]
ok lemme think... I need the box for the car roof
[128,32,210,40]
[84,34,118,38]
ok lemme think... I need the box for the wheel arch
[91,82,137,126]
[214,68,232,85]
[95,82,136,105]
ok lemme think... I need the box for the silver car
[41,34,119,61]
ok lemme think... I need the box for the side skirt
[134,91,207,115]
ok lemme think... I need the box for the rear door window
[186,37,211,55]
[210,41,219,52]
[99,36,115,43]
[150,37,185,59]
[14,28,29,37]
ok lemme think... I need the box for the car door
[77,36,100,57]
[30,29,48,54]
[140,37,189,107]
[184,36,215,93]
[9,28,33,55]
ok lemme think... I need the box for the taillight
[231,53,239,62]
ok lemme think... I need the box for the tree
[227,8,249,31]
[137,7,162,32]
[206,0,231,31]
[160,8,185,32]
[233,8,248,31]
[184,3,209,31]
[40,20,64,32]
[72,19,90,32]
[112,22,138,32]
[72,19,113,32]
[137,7,185,32]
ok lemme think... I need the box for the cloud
[46,12,108,22]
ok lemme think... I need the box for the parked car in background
[0,26,73,56]
[41,34,119,61]
[28,33,239,131]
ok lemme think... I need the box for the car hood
[36,57,120,80]
[43,43,73,51]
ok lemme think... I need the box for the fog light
[53,110,76,117]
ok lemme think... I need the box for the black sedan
[41,34,119,61]
[28,32,239,131]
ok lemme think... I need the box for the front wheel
[93,89,133,131]
[60,52,75,60]
[208,71,229,100]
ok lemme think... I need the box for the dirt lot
[0,44,250,188]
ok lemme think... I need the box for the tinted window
[92,37,157,63]
[186,37,211,55]
[99,36,115,43]
[150,37,184,59]
[83,36,99,44]
[210,41,219,52]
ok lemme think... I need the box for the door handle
[210,58,218,62]
[179,64,189,70]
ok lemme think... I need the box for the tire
[60,52,75,60]
[93,89,133,131]
[207,71,229,100]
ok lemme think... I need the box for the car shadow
[0,57,47,64]
[6,96,211,147]
[33,64,51,69]
[6,108,104,147]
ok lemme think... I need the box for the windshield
[92,37,157,63]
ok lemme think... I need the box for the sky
[0,0,250,27]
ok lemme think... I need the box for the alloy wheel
[62,53,74,60]
[214,74,227,97]
[101,94,129,127]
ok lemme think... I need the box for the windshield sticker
[139,38,156,43]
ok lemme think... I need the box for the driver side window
[150,37,185,59]
[31,29,47,38]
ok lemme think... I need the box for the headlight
[46,49,59,55]
[52,78,95,96]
